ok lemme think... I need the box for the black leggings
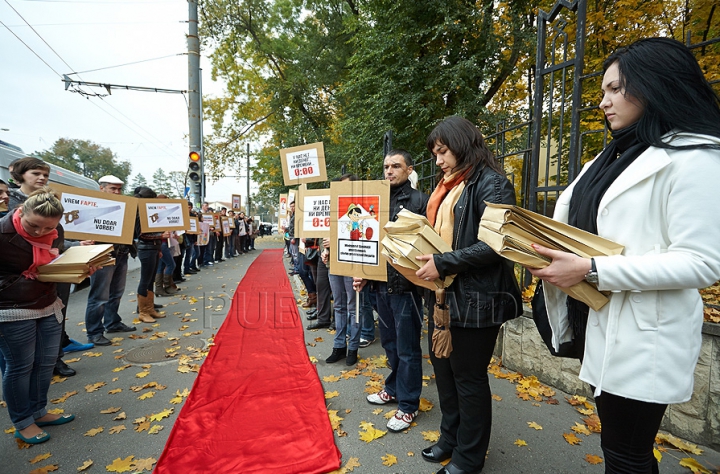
[594,390,667,474]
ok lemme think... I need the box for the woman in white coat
[528,38,720,473]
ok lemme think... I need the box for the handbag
[531,281,585,359]
[304,239,319,264]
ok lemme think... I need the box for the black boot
[325,347,346,364]
[346,349,358,366]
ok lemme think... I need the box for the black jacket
[432,165,523,328]
[0,213,64,310]
[384,179,430,294]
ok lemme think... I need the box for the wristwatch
[584,258,598,284]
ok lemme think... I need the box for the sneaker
[63,339,94,353]
[387,409,418,432]
[366,389,397,405]
[359,338,375,348]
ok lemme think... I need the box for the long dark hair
[134,186,157,199]
[426,116,504,182]
[605,37,720,148]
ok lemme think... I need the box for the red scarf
[12,209,59,279]
[426,168,472,226]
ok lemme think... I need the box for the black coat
[432,166,523,328]
[0,213,64,310]
[385,180,430,294]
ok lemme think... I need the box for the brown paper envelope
[37,272,90,284]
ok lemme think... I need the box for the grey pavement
[2,237,719,473]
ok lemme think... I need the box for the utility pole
[188,0,203,206]
[246,143,251,216]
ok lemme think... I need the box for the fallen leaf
[77,460,93,471]
[108,388,122,394]
[572,422,592,436]
[372,408,383,415]
[343,457,361,472]
[136,371,150,378]
[85,382,106,393]
[678,458,712,474]
[419,398,434,412]
[325,391,339,399]
[514,439,528,447]
[148,425,164,434]
[130,457,157,471]
[29,452,52,464]
[29,465,58,474]
[149,408,174,422]
[309,356,318,364]
[323,375,340,383]
[563,432,582,445]
[657,433,703,455]
[169,396,184,404]
[50,375,67,385]
[381,454,398,466]
[64,358,81,364]
[16,438,31,449]
[407,452,414,456]
[100,407,122,414]
[82,351,103,357]
[328,410,344,430]
[84,427,104,437]
[113,412,127,421]
[134,421,151,433]
[527,421,543,430]
[106,456,135,473]
[491,394,502,401]
[583,415,602,433]
[47,409,64,415]
[421,430,440,442]
[138,391,155,400]
[51,390,78,404]
[4,426,16,434]
[108,425,126,434]
[653,448,663,463]
[359,426,387,442]
[585,454,603,465]
[112,365,132,372]
[577,407,595,416]
[565,395,587,406]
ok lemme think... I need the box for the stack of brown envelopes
[37,244,115,284]
[477,203,624,310]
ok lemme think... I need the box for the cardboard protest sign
[280,142,328,186]
[279,194,288,217]
[232,194,242,211]
[221,216,231,236]
[137,198,190,233]
[296,187,331,238]
[187,216,200,235]
[200,213,215,229]
[51,183,137,245]
[329,180,389,281]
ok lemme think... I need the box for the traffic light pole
[188,0,203,207]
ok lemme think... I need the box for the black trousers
[594,390,667,474]
[314,259,332,325]
[429,323,500,473]
[56,283,72,359]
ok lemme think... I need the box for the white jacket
[544,133,720,403]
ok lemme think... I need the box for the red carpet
[155,249,341,474]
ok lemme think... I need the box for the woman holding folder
[0,188,82,444]
[528,38,720,473]
[415,116,522,474]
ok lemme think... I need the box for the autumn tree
[35,138,131,184]
[126,173,148,196]
[152,169,176,198]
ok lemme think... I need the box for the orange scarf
[426,168,472,226]
[12,208,59,279]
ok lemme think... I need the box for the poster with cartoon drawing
[330,180,389,281]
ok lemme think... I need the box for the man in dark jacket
[355,149,429,432]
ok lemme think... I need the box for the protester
[214,207,227,262]
[83,176,136,347]
[307,236,333,330]
[183,202,199,273]
[528,38,720,474]
[225,210,237,258]
[134,186,166,323]
[286,202,298,275]
[0,178,9,218]
[0,188,92,444]
[415,116,523,474]
[353,149,429,432]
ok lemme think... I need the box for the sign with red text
[137,198,190,233]
[280,142,328,186]
[51,183,137,245]
[296,188,331,238]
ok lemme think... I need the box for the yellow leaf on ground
[563,432,582,445]
[678,458,712,474]
[106,456,135,473]
[657,433,703,455]
[421,430,440,442]
[112,364,131,372]
[136,371,150,378]
[328,410,344,430]
[29,465,58,474]
[177,365,192,373]
[572,422,592,436]
[100,407,122,414]
[64,358,81,364]
[527,421,543,430]
[50,375,66,385]
[325,391,339,399]
[359,426,387,443]
[585,454,603,465]
[323,375,340,382]
[314,337,324,342]
[148,424,164,434]
[51,391,78,404]
[47,409,64,415]
[108,425,126,434]
[418,398,434,412]
[84,427,104,437]
[138,391,155,400]
[114,412,127,421]
[514,439,528,447]
[309,356,318,364]
[653,448,662,463]
[16,438,31,449]
[77,459,93,471]
[82,352,103,357]
[135,421,151,433]
[29,452,52,464]
[130,457,157,471]
[108,388,122,395]
[565,395,587,406]
[407,452,414,456]
[372,408,383,415]
[343,457,361,472]
[491,394,502,401]
[384,410,397,420]
[381,454,398,466]
[85,382,106,393]
[4,426,16,434]
[583,415,602,433]
[149,408,174,422]
[577,407,595,416]
[169,396,183,404]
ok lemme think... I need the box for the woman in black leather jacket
[416,116,522,474]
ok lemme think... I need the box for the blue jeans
[85,252,129,337]
[329,274,360,350]
[376,283,423,413]
[0,315,62,430]
[157,242,175,276]
[225,236,234,258]
[297,252,316,294]
[183,241,196,271]
[204,235,216,265]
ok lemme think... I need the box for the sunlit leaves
[381,454,397,466]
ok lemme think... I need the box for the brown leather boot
[137,294,156,323]
[154,273,170,297]
[146,291,165,318]
[302,293,317,309]
[163,274,179,294]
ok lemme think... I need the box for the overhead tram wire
[0,18,62,76]
[66,53,185,76]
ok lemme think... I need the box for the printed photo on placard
[51,183,137,245]
[329,180,389,281]
[232,194,242,211]
[279,194,288,218]
[197,219,210,246]
[280,142,328,186]
[221,216,231,236]
[137,198,190,232]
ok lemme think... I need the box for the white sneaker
[387,409,418,432]
[366,389,397,405]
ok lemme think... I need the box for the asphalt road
[1,237,718,473]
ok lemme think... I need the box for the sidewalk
[2,238,719,473]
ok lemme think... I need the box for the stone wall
[498,311,720,450]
